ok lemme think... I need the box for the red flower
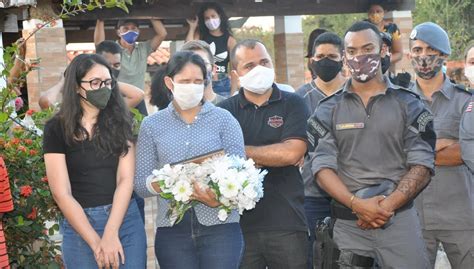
[27,207,37,220]
[41,176,48,183]
[29,149,38,156]
[11,137,21,145]
[18,145,27,153]
[26,109,35,116]
[20,185,33,197]
[24,139,33,145]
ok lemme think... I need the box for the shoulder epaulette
[454,84,472,94]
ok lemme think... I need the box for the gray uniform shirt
[296,81,331,198]
[310,78,435,193]
[460,96,474,171]
[411,79,474,230]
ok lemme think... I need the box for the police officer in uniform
[408,22,474,269]
[460,96,474,171]
[309,21,435,268]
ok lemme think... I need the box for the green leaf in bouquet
[160,192,173,200]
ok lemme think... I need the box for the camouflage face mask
[411,55,444,80]
[346,53,381,83]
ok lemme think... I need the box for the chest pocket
[434,117,460,139]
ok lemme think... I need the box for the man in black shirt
[218,39,310,269]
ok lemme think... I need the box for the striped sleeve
[0,157,14,213]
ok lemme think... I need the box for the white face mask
[464,66,474,85]
[239,65,275,94]
[171,81,204,110]
[205,18,221,31]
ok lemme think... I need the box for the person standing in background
[367,0,403,68]
[186,2,237,97]
[94,18,168,116]
[408,22,474,269]
[295,32,346,269]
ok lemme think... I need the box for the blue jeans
[132,191,145,223]
[61,200,147,268]
[212,76,231,97]
[154,209,244,269]
[304,196,331,269]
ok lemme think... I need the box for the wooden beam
[65,0,415,20]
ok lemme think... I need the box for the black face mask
[381,55,391,74]
[310,58,343,82]
[111,68,120,79]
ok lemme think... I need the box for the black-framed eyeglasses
[80,78,115,90]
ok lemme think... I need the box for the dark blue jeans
[212,76,231,97]
[304,196,331,269]
[61,200,147,268]
[154,209,244,269]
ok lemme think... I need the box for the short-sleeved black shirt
[218,85,310,233]
[43,117,119,208]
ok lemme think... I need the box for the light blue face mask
[120,31,139,44]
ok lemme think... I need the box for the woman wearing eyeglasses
[43,54,146,268]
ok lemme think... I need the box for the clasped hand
[352,195,394,230]
[93,231,125,269]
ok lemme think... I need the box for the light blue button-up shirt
[134,101,245,227]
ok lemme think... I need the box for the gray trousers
[333,207,429,269]
[422,229,474,269]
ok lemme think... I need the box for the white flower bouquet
[147,154,267,224]
[201,155,267,221]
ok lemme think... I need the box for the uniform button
[187,125,191,128]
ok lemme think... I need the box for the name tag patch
[336,122,365,130]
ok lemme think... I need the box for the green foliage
[234,27,275,60]
[1,109,63,268]
[61,0,132,16]
[413,0,473,59]
[302,14,366,56]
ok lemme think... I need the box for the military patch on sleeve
[416,111,434,132]
[307,116,329,146]
[307,116,329,151]
[411,109,436,150]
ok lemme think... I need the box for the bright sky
[242,16,275,31]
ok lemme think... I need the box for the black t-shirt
[202,32,230,78]
[218,85,310,233]
[43,117,119,208]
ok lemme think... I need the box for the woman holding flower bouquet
[43,54,146,268]
[134,51,245,269]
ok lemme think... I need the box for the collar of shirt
[166,101,212,122]
[116,40,136,54]
[238,83,282,108]
[413,75,453,101]
[341,75,399,96]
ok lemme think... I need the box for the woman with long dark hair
[134,51,245,268]
[43,54,146,268]
[186,2,237,97]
